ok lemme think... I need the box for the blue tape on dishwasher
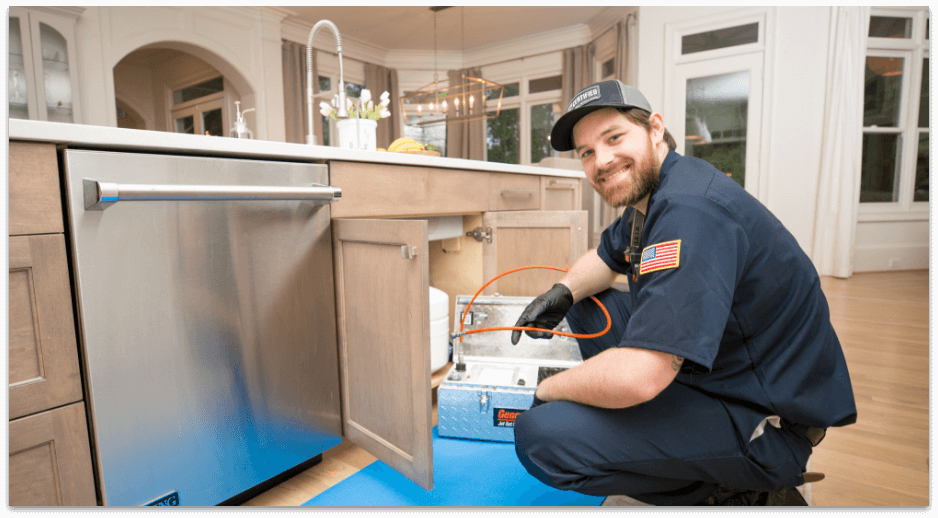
[302,426,602,507]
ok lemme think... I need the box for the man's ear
[649,113,665,144]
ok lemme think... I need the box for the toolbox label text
[494,408,524,428]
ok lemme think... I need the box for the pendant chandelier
[399,6,504,127]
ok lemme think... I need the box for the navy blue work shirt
[597,150,857,430]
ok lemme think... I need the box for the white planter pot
[336,118,377,151]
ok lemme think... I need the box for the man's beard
[595,142,661,208]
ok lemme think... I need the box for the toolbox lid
[453,294,583,364]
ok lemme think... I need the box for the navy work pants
[513,289,813,505]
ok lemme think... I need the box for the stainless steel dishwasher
[62,149,343,506]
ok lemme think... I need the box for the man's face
[573,108,660,208]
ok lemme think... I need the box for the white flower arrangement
[320,89,391,121]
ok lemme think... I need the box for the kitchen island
[9,119,585,179]
[8,119,587,505]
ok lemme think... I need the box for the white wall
[638,6,832,258]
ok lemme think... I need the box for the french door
[671,52,764,198]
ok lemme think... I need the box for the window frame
[859,7,929,222]
[481,55,563,166]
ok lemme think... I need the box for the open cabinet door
[332,218,433,490]
[482,211,588,297]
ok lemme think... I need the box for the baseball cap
[550,80,653,152]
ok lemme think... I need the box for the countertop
[9,119,585,179]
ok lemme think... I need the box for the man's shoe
[695,485,764,505]
[695,483,810,506]
[764,487,809,506]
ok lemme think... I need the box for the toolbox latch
[479,390,492,413]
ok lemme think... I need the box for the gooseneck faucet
[306,20,348,145]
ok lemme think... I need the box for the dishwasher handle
[84,179,342,210]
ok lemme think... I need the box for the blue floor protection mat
[303,427,602,507]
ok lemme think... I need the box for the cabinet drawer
[489,173,540,211]
[9,402,97,506]
[9,234,83,420]
[9,141,64,236]
[330,161,489,218]
[540,177,582,211]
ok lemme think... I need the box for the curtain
[560,43,595,160]
[282,40,313,144]
[446,68,486,160]
[606,12,640,226]
[810,7,870,278]
[364,63,402,149]
[616,13,638,87]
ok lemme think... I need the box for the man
[511,80,857,506]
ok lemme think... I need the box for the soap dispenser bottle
[229,101,255,139]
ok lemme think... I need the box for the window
[685,70,750,187]
[860,8,929,213]
[668,11,768,199]
[319,76,332,145]
[681,22,759,55]
[172,76,223,105]
[170,75,226,136]
[314,50,366,147]
[316,75,367,147]
[485,74,562,165]
[601,58,616,80]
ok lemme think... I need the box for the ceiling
[278,6,612,52]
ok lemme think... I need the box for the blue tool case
[437,295,583,443]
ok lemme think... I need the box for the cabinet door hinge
[466,227,492,243]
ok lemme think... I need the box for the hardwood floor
[242,270,930,507]
[812,270,929,507]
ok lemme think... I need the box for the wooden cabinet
[8,235,83,420]
[330,160,586,490]
[8,403,97,506]
[5,135,586,502]
[329,161,489,218]
[481,211,588,296]
[332,219,434,490]
[8,141,96,506]
[8,141,64,236]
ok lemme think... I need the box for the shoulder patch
[640,240,681,275]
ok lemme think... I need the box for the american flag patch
[640,240,681,275]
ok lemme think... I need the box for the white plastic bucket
[429,287,450,372]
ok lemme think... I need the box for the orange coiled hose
[457,265,612,342]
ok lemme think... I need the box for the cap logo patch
[568,86,601,111]
[639,240,681,275]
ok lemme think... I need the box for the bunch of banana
[388,137,426,153]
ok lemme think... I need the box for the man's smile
[598,164,631,185]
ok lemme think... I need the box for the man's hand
[511,283,574,345]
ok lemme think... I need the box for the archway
[112,42,256,137]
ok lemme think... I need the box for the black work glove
[511,283,574,345]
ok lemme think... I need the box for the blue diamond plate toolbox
[437,294,583,443]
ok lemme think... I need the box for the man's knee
[513,405,551,462]
[514,404,586,491]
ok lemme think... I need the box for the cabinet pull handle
[547,180,577,190]
[499,189,537,197]
[401,245,418,260]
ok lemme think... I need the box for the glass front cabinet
[8,7,83,123]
